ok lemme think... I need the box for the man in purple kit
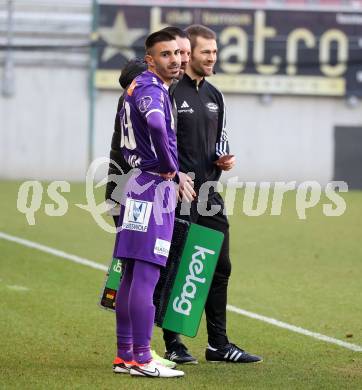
[112,30,184,378]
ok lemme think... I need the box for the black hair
[145,30,176,53]
[119,58,147,89]
[162,26,188,39]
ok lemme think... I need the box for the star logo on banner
[98,12,147,62]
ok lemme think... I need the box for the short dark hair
[119,58,147,89]
[162,26,188,39]
[185,24,216,51]
[145,30,176,53]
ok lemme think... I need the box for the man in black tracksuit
[106,27,262,365]
[163,25,262,364]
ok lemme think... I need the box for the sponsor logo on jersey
[178,100,194,114]
[154,238,171,257]
[138,96,153,113]
[178,107,194,114]
[206,102,219,112]
[122,198,152,232]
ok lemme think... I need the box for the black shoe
[205,343,262,363]
[164,342,198,365]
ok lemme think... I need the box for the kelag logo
[173,245,215,316]
[161,224,224,337]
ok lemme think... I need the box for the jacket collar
[183,72,206,89]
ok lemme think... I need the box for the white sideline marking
[7,285,29,292]
[0,231,107,272]
[227,305,362,352]
[1,231,361,353]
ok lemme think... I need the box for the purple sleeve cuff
[147,111,177,173]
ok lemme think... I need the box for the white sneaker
[113,357,136,374]
[130,359,184,378]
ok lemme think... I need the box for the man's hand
[214,154,236,171]
[178,172,196,202]
[160,171,176,180]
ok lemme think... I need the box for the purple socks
[116,259,160,364]
[117,343,133,362]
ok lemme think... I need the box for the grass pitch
[0,180,361,389]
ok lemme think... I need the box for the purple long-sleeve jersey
[119,70,178,174]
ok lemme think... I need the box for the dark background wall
[334,126,362,189]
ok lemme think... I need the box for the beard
[190,57,214,78]
[155,63,179,81]
[192,63,208,78]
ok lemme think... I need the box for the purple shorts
[113,171,177,267]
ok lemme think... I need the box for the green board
[99,258,123,310]
[106,258,123,290]
[162,223,224,337]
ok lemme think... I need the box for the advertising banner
[95,3,362,96]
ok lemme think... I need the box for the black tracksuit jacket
[172,73,230,197]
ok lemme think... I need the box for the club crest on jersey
[138,96,153,113]
[122,198,152,232]
[133,203,143,220]
[206,102,219,112]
